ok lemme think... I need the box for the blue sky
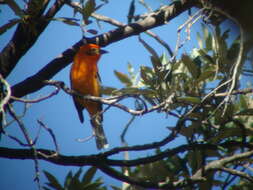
[0,1,203,189]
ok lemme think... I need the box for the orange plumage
[70,44,108,149]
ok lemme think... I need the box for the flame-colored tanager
[70,43,108,149]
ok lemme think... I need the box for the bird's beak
[100,49,108,54]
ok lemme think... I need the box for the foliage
[43,167,106,190]
[1,0,253,190]
[112,24,253,189]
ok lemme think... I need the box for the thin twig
[11,87,60,103]
[202,6,245,116]
[44,80,173,116]
[221,166,253,183]
[121,115,136,146]
[7,104,41,189]
[66,1,174,56]
[171,8,204,61]
[37,119,59,155]
[0,74,11,128]
[139,0,153,12]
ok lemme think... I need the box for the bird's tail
[90,114,108,150]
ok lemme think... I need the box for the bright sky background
[0,1,209,189]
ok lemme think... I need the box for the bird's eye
[86,48,98,55]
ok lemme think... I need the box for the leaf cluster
[106,23,253,189]
[43,167,106,190]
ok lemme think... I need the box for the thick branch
[0,0,65,78]
[0,142,251,167]
[10,0,197,99]
[1,141,252,189]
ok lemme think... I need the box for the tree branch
[1,141,252,189]
[10,0,197,99]
[0,0,66,78]
[0,142,252,167]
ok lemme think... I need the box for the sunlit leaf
[117,87,155,95]
[196,32,203,49]
[140,66,155,86]
[160,53,168,66]
[52,17,79,26]
[82,0,96,25]
[100,86,118,95]
[114,70,132,87]
[177,96,201,104]
[150,55,162,73]
[127,62,134,76]
[202,23,209,42]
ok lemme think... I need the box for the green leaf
[160,53,168,66]
[69,176,82,190]
[0,19,21,35]
[197,49,215,65]
[110,185,122,190]
[202,23,209,42]
[42,187,51,190]
[181,54,199,79]
[43,171,63,190]
[64,171,73,188]
[82,167,97,185]
[82,181,104,190]
[236,109,253,116]
[210,126,253,144]
[100,86,118,95]
[227,38,240,60]
[196,32,203,49]
[74,168,83,180]
[140,66,154,85]
[187,150,202,173]
[127,62,134,76]
[196,70,215,83]
[239,95,248,110]
[201,24,212,51]
[127,0,135,23]
[139,36,160,69]
[177,96,201,104]
[114,70,132,87]
[52,17,79,26]
[117,87,154,95]
[82,0,96,24]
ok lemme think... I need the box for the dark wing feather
[73,97,84,123]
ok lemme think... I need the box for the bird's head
[80,44,108,57]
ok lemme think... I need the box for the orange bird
[70,43,108,149]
